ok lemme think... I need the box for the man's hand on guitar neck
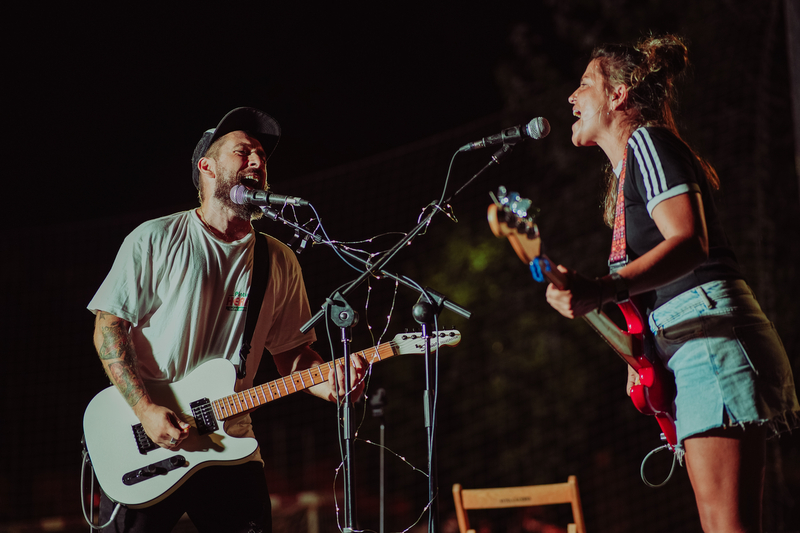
[274,344,369,405]
[326,350,369,404]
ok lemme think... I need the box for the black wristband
[610,272,629,303]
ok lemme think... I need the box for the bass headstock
[487,186,543,264]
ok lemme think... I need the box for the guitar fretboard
[211,341,396,421]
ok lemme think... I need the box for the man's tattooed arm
[92,311,187,448]
[93,311,149,409]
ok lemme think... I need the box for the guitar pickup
[190,398,218,435]
[122,455,187,486]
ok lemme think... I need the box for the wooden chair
[452,476,586,533]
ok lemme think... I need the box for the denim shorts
[648,279,799,444]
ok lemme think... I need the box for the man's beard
[213,168,265,221]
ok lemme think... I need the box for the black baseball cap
[191,107,281,188]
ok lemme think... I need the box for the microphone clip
[258,206,280,221]
[287,219,320,254]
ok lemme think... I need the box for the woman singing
[545,34,799,532]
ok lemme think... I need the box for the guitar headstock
[392,330,462,355]
[487,186,543,264]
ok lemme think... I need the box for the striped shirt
[620,127,742,310]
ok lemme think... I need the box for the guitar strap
[608,147,629,271]
[607,148,660,365]
[237,233,270,380]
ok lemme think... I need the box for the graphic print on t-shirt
[226,291,249,312]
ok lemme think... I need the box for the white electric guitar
[83,330,461,508]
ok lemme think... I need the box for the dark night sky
[6,4,560,228]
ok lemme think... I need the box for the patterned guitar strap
[609,147,659,364]
[608,147,629,270]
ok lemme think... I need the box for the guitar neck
[211,342,396,421]
[488,199,646,372]
[537,254,639,367]
[580,312,639,366]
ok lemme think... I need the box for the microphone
[459,117,550,152]
[230,185,310,207]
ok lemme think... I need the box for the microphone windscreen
[230,185,247,205]
[527,117,550,139]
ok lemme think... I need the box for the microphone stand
[259,141,515,533]
[264,206,469,533]
[328,292,358,532]
[411,290,446,533]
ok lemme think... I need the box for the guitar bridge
[132,424,158,455]
[190,398,218,435]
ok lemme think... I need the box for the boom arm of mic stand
[447,142,515,204]
[299,201,468,333]
[380,272,470,320]
[261,159,488,333]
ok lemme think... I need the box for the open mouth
[239,175,262,187]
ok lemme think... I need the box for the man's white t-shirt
[88,209,317,391]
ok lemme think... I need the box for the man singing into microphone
[88,107,368,532]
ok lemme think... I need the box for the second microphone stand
[412,290,446,533]
[328,293,358,532]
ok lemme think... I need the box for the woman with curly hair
[546,35,799,531]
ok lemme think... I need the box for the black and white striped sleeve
[628,128,700,217]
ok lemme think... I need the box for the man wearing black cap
[88,107,366,532]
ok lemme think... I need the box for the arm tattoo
[96,311,147,408]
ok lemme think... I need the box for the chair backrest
[452,476,586,533]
